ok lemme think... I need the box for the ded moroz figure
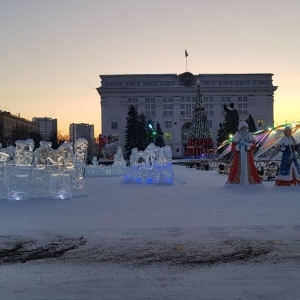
[227,121,262,185]
[275,126,300,186]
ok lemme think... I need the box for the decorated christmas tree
[185,77,214,158]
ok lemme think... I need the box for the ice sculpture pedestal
[7,166,32,201]
[49,172,72,200]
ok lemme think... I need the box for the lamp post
[148,123,156,143]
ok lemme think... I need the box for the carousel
[216,123,300,181]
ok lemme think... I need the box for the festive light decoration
[185,77,214,158]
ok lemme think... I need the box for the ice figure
[92,156,98,166]
[0,148,14,200]
[74,138,88,166]
[34,141,53,167]
[130,148,139,166]
[31,141,53,197]
[85,146,125,177]
[70,138,88,196]
[113,147,126,167]
[55,142,75,169]
[14,139,34,166]
[0,147,14,165]
[111,147,126,175]
[122,144,174,184]
[7,140,35,200]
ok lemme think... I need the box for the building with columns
[97,72,277,158]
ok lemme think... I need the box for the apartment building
[0,111,35,147]
[32,117,57,141]
[69,123,94,142]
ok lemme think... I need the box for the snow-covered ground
[1,165,300,300]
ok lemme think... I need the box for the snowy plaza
[1,164,300,299]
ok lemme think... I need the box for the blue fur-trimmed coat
[275,136,300,181]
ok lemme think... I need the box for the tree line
[124,105,165,159]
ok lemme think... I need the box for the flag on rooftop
[185,49,189,57]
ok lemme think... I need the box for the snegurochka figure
[227,121,262,185]
[275,126,300,186]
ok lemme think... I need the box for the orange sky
[1,0,299,136]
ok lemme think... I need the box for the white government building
[97,72,277,158]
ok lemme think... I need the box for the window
[238,96,248,102]
[165,121,172,129]
[163,97,173,117]
[128,97,138,110]
[111,122,118,130]
[145,97,155,117]
[128,97,138,103]
[180,103,192,118]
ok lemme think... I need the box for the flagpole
[186,56,187,72]
[185,49,188,72]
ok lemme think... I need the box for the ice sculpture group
[121,143,174,184]
[0,138,88,200]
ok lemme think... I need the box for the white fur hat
[238,121,248,130]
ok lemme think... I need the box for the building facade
[32,117,57,141]
[0,111,36,147]
[69,123,95,142]
[97,72,277,158]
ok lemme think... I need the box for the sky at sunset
[1,0,299,137]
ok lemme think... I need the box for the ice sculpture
[1,138,88,200]
[70,138,88,196]
[121,143,174,184]
[7,140,35,200]
[34,141,53,167]
[14,139,35,166]
[92,156,98,166]
[85,146,126,177]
